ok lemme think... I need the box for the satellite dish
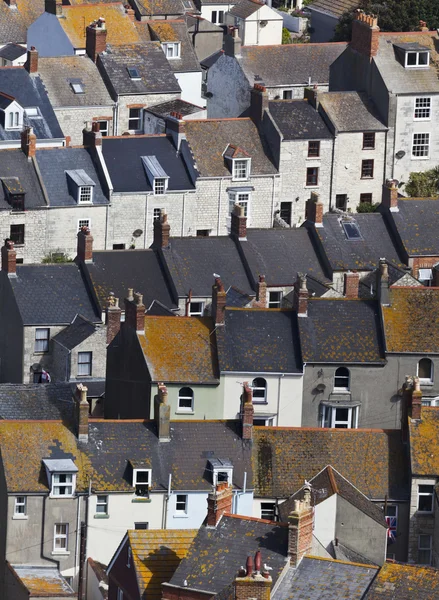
[395,150,405,159]
[133,229,143,238]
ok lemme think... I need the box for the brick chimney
[225,26,242,58]
[45,0,63,16]
[206,483,233,527]
[86,18,107,63]
[124,290,145,332]
[377,258,390,306]
[306,192,323,227]
[212,276,226,326]
[235,552,272,600]
[411,376,422,420]
[256,274,267,307]
[125,4,135,21]
[21,127,36,160]
[293,274,308,317]
[382,179,399,212]
[344,271,359,299]
[1,239,16,277]
[250,84,269,125]
[106,295,122,344]
[231,203,247,240]
[154,383,171,442]
[75,384,89,443]
[153,211,171,249]
[25,46,38,74]
[166,112,186,151]
[350,11,380,60]
[288,487,313,567]
[77,226,93,263]
[304,85,319,110]
[241,382,254,440]
[83,121,102,148]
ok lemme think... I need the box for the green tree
[356,202,380,213]
[405,168,439,197]
[282,27,292,44]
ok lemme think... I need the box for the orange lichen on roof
[19,574,73,595]
[366,561,439,597]
[138,316,219,383]
[15,0,45,27]
[409,407,439,476]
[128,529,198,597]
[60,4,140,48]
[382,287,439,353]
[149,21,181,42]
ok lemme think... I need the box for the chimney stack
[75,384,89,443]
[304,86,319,110]
[293,274,308,317]
[344,271,359,299]
[86,18,107,63]
[83,121,102,148]
[154,383,171,442]
[250,84,269,125]
[235,552,272,600]
[256,274,267,308]
[77,226,93,263]
[212,276,226,326]
[125,5,135,21]
[306,192,323,227]
[350,11,380,60]
[288,490,313,567]
[21,127,36,160]
[377,258,390,306]
[153,211,171,248]
[230,203,247,240]
[241,382,254,440]
[1,239,16,277]
[25,46,38,74]
[166,112,186,151]
[225,26,242,58]
[106,295,122,344]
[410,376,422,420]
[382,179,399,212]
[45,0,63,16]
[124,290,145,332]
[206,482,233,527]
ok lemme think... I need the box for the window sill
[51,551,70,556]
[77,375,92,378]
[173,513,189,518]
[411,156,430,160]
[33,352,49,356]
[49,495,75,499]
[416,511,434,516]
[94,514,110,519]
[333,389,350,394]
[306,156,320,160]
[304,185,319,189]
[176,410,194,415]
[362,147,375,151]
[420,381,434,387]
[253,401,268,405]
[360,176,374,180]
[13,244,24,248]
[132,498,151,503]
[12,515,28,520]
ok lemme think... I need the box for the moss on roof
[409,407,439,476]
[149,21,181,41]
[366,561,439,598]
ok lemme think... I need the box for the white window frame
[14,496,27,518]
[96,494,108,515]
[412,132,430,159]
[334,367,350,391]
[188,301,204,316]
[96,120,109,136]
[153,208,162,222]
[178,387,194,412]
[418,534,433,565]
[154,178,168,195]
[268,291,283,308]
[78,186,93,204]
[128,108,142,131]
[213,467,233,486]
[229,192,250,219]
[175,493,188,514]
[53,523,69,552]
[414,97,431,120]
[78,351,92,376]
[253,416,275,426]
[6,109,22,131]
[132,469,151,498]
[252,378,267,404]
[118,588,124,600]
[417,484,434,513]
[232,158,250,181]
[405,51,430,68]
[35,328,50,353]
[322,406,358,429]
[163,42,181,59]
[418,358,434,384]
[78,219,90,232]
[51,473,75,497]
[260,502,276,520]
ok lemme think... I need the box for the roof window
[1,177,25,211]
[341,219,362,240]
[71,82,84,94]
[130,461,152,497]
[127,67,141,80]
[142,156,169,195]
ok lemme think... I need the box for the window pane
[261,502,276,520]
[308,141,320,157]
[306,167,318,186]
[413,133,429,157]
[361,159,374,178]
[419,358,432,380]
[363,133,375,149]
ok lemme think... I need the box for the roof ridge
[304,555,379,569]
[223,513,289,526]
[327,465,338,494]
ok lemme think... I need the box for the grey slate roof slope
[0,149,46,210]
[307,0,359,18]
[374,32,439,94]
[160,236,253,297]
[130,0,187,18]
[307,213,403,272]
[319,91,387,132]
[273,557,378,600]
[200,49,224,69]
[0,68,63,140]
[239,43,347,88]
[147,98,204,118]
[0,3,27,45]
[37,56,113,108]
[359,261,419,299]
[148,21,202,73]
[102,135,195,193]
[229,0,264,19]
[0,383,74,421]
[98,42,181,97]
[216,309,302,373]
[299,298,385,363]
[52,314,97,350]
[279,465,386,526]
[35,147,108,207]
[0,43,27,61]
[269,100,333,140]
[8,263,100,326]
[81,249,177,311]
[169,516,288,594]
[240,228,331,287]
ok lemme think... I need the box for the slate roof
[139,316,219,383]
[239,43,347,88]
[101,136,195,192]
[200,49,224,69]
[0,68,63,141]
[0,149,46,210]
[308,213,402,272]
[130,0,187,18]
[0,43,27,61]
[252,427,409,500]
[37,56,113,108]
[240,228,330,287]
[409,407,439,476]
[364,562,439,599]
[168,515,289,594]
[382,287,439,354]
[383,198,439,257]
[308,0,359,18]
[160,236,252,297]
[216,309,302,373]
[15,0,45,28]
[229,0,264,19]
[82,249,177,312]
[148,21,201,73]
[269,100,333,140]
[279,465,386,526]
[98,43,180,97]
[147,98,204,118]
[0,383,74,421]
[0,3,27,45]
[11,566,75,597]
[52,314,97,350]
[0,419,253,492]
[127,529,198,599]
[273,557,378,600]
[319,91,386,132]
[35,147,108,207]
[7,263,100,326]
[299,298,385,363]
[374,32,439,94]
[184,118,276,177]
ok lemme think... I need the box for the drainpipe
[40,495,60,569]
[162,474,172,529]
[276,374,284,426]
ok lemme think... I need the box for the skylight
[342,221,362,241]
[127,67,141,80]
[71,82,84,94]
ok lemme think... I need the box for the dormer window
[1,177,25,211]
[132,467,152,497]
[43,459,78,498]
[142,156,169,195]
[0,93,24,131]
[209,458,233,486]
[223,145,251,180]
[233,159,250,180]
[406,51,429,67]
[162,43,180,59]
[66,170,95,204]
[79,186,92,203]
[394,43,431,69]
[154,178,166,195]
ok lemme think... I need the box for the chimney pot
[351,11,380,59]
[246,556,253,577]
[212,276,226,326]
[1,238,16,277]
[106,295,122,344]
[75,384,89,442]
[124,290,145,332]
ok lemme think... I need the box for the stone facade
[23,325,65,383]
[116,93,180,134]
[54,106,114,145]
[51,326,107,383]
[408,476,437,565]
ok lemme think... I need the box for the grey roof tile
[269,100,333,140]
[383,198,439,257]
[131,0,187,17]
[52,314,97,350]
[0,149,46,210]
[147,98,204,117]
[0,3,27,45]
[148,21,202,73]
[0,383,74,420]
[0,43,27,61]
[308,0,358,18]
[229,0,264,19]
[319,91,387,132]
[365,561,439,599]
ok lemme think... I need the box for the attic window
[65,170,95,204]
[406,51,429,67]
[162,43,180,59]
[71,82,84,94]
[209,458,233,486]
[132,468,152,497]
[43,459,78,498]
[141,156,169,195]
[127,67,141,80]
[1,177,25,211]
[25,107,41,118]
[341,220,362,241]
